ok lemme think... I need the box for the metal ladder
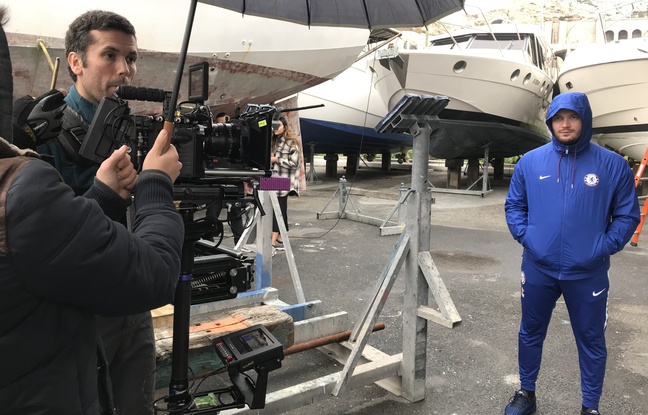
[630,146,648,247]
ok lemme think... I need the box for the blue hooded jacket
[505,92,640,279]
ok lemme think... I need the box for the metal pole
[401,122,431,402]
[338,177,348,216]
[482,145,490,195]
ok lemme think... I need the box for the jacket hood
[546,92,593,153]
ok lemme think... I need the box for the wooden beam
[293,311,349,344]
[151,288,282,329]
[320,341,402,396]
[154,305,293,390]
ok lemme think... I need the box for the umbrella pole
[166,0,198,408]
[161,0,198,146]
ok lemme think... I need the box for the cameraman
[0,6,183,414]
[35,10,160,415]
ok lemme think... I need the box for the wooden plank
[151,304,174,329]
[220,354,402,414]
[154,305,294,390]
[151,288,282,329]
[274,299,322,321]
[293,312,349,344]
[320,342,402,396]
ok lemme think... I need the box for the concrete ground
[183,156,648,415]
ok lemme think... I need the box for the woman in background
[271,116,301,254]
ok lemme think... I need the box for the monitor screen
[236,329,270,354]
[188,62,208,102]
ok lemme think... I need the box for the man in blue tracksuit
[504,92,640,415]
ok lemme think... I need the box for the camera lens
[206,122,242,161]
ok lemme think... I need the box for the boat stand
[219,95,462,414]
[305,141,320,184]
[316,177,409,235]
[430,145,493,197]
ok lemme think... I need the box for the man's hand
[96,145,138,199]
[142,129,182,182]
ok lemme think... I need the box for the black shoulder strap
[57,106,93,165]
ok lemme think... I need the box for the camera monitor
[213,324,283,371]
[188,62,209,103]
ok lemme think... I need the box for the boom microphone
[115,86,169,102]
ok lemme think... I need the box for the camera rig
[76,57,291,412]
[76,57,284,303]
[79,86,276,183]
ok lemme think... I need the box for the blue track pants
[518,261,609,409]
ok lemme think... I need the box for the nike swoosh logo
[539,175,551,180]
[592,288,607,297]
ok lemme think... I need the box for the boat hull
[373,50,553,159]
[297,59,412,157]
[4,0,369,115]
[299,118,412,156]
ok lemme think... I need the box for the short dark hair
[65,10,136,82]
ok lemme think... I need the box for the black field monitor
[188,61,208,103]
[213,324,283,371]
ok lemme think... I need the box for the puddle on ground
[430,250,500,271]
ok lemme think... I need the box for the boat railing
[357,32,403,62]
[434,23,536,67]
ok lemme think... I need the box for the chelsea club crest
[584,173,599,187]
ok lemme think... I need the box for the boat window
[619,30,628,40]
[469,34,525,50]
[429,35,471,50]
[605,30,615,42]
[632,29,642,38]
[529,38,542,70]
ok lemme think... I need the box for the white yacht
[298,22,557,169]
[372,23,556,161]
[557,37,648,161]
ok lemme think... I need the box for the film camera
[79,63,276,183]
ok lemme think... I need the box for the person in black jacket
[0,129,183,415]
[0,7,183,414]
